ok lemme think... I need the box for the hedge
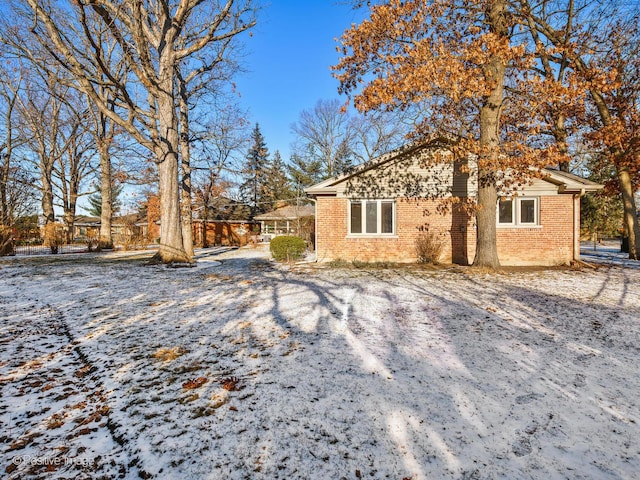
[270,235,306,262]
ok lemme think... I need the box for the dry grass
[152,346,188,362]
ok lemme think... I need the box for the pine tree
[239,124,270,216]
[288,154,323,197]
[263,151,293,209]
[85,180,123,217]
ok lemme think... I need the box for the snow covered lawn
[1,245,639,479]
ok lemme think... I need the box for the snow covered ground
[1,245,639,479]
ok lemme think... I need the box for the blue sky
[234,1,363,161]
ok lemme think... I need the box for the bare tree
[20,0,256,263]
[15,71,66,240]
[291,99,357,179]
[51,99,96,243]
[0,61,29,226]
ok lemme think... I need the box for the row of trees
[1,1,637,266]
[335,0,639,266]
[0,1,408,262]
[0,0,257,263]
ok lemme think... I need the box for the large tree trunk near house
[473,0,506,269]
[98,141,113,249]
[475,179,500,267]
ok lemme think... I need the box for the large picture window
[497,197,539,226]
[349,200,395,235]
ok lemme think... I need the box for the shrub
[270,235,306,262]
[43,223,64,254]
[415,230,444,265]
[0,226,15,256]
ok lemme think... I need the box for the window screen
[498,200,513,224]
[520,199,536,224]
[350,201,362,234]
[366,201,377,234]
[381,201,393,234]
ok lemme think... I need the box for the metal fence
[9,243,93,256]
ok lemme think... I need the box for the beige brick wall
[315,194,576,266]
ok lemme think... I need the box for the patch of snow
[1,245,639,479]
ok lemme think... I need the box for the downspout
[306,197,317,261]
[574,189,586,262]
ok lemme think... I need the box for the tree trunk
[554,114,570,172]
[178,80,194,258]
[98,141,113,248]
[473,0,507,268]
[41,165,56,245]
[63,209,75,243]
[587,90,640,259]
[151,86,190,264]
[0,155,8,225]
[618,166,640,259]
[475,178,500,267]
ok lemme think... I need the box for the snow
[1,244,639,479]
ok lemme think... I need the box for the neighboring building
[73,214,149,244]
[73,216,101,240]
[192,220,259,247]
[305,144,602,266]
[254,205,315,243]
[194,197,259,247]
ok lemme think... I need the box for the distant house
[254,204,315,243]
[193,197,259,247]
[306,144,602,266]
[73,214,148,244]
[73,216,101,240]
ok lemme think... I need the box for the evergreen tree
[288,153,323,197]
[581,158,624,241]
[263,150,293,209]
[332,138,355,177]
[239,123,270,216]
[85,180,123,217]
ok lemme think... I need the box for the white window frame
[497,197,539,227]
[348,199,396,236]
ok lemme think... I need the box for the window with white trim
[497,197,539,226]
[349,200,395,235]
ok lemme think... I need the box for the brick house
[193,197,259,247]
[253,205,315,244]
[305,144,602,266]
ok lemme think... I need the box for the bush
[43,223,64,254]
[415,231,444,265]
[0,226,15,256]
[270,235,306,262]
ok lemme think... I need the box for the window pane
[350,202,362,234]
[366,201,377,233]
[381,201,393,234]
[520,199,536,224]
[498,199,513,224]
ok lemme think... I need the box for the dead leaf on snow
[182,377,208,390]
[221,376,243,392]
